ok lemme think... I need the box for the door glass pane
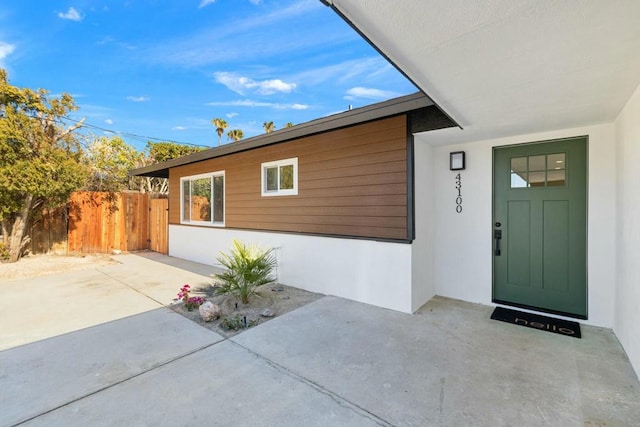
[511,157,527,173]
[279,164,294,190]
[547,170,566,186]
[191,177,211,221]
[529,155,546,171]
[510,153,567,188]
[213,175,224,223]
[548,153,566,170]
[528,171,546,187]
[265,166,278,191]
[511,172,528,188]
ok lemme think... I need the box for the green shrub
[212,240,276,304]
[219,315,259,331]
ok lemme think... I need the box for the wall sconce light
[450,151,465,170]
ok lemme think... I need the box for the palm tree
[263,121,275,134]
[227,129,244,142]
[284,122,294,128]
[211,118,228,146]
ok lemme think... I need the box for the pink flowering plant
[184,296,205,311]
[176,284,205,311]
[177,284,191,302]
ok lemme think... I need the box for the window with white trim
[180,171,225,226]
[261,157,298,196]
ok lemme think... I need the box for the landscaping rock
[199,301,221,322]
[261,308,275,318]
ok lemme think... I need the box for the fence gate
[149,198,169,254]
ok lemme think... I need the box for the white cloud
[344,87,401,101]
[290,57,391,87]
[214,72,296,96]
[104,119,113,125]
[172,126,187,130]
[57,7,83,22]
[140,0,326,68]
[207,99,309,110]
[0,42,15,65]
[126,96,150,102]
[198,0,215,8]
[226,112,239,119]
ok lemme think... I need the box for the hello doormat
[490,306,581,338]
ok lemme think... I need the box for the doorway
[493,137,587,318]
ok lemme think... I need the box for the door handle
[494,229,502,256]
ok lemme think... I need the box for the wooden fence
[29,191,168,255]
[148,198,169,254]
[29,207,68,254]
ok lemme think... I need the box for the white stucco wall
[411,142,436,311]
[413,123,618,327]
[169,225,414,313]
[614,83,640,375]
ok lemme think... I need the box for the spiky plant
[212,240,276,304]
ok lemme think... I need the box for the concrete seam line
[11,340,223,426]
[95,268,166,307]
[227,340,394,427]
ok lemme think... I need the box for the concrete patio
[1,253,638,426]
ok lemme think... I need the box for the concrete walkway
[1,253,638,426]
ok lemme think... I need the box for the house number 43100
[455,173,462,213]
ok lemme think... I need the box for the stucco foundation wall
[414,123,617,327]
[169,225,414,313]
[615,83,640,376]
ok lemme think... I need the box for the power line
[1,111,212,148]
[58,115,210,148]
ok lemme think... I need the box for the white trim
[261,157,298,197]
[180,171,225,227]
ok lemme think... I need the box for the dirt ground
[170,282,323,337]
[0,253,322,335]
[0,253,118,282]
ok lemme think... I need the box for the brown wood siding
[169,115,409,240]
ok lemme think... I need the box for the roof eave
[130,92,433,178]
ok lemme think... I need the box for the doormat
[490,306,581,338]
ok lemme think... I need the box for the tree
[263,121,275,133]
[284,122,294,128]
[227,129,244,142]
[140,141,204,194]
[146,141,204,163]
[85,136,142,192]
[211,118,227,146]
[0,69,87,262]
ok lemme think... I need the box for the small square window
[510,152,567,189]
[261,158,298,196]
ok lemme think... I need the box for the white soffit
[325,0,640,145]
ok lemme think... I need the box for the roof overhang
[131,92,448,178]
[323,0,640,146]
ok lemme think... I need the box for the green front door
[493,137,587,318]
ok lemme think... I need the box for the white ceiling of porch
[324,0,640,145]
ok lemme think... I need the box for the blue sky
[0,1,415,150]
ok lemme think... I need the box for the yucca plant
[212,240,277,304]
